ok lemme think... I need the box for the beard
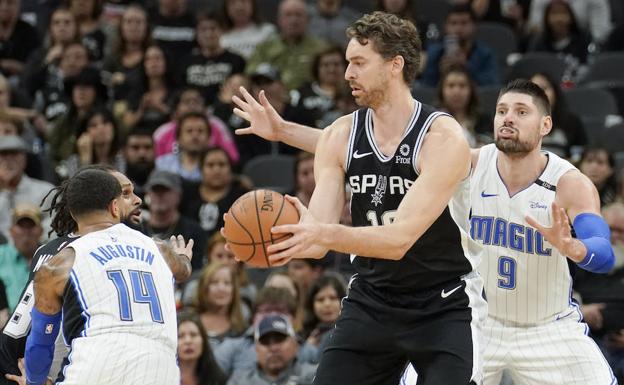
[125,161,154,185]
[494,126,539,154]
[351,73,388,109]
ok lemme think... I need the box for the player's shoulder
[324,113,354,138]
[556,169,600,208]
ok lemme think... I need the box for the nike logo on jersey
[441,285,462,298]
[481,191,498,198]
[353,150,373,159]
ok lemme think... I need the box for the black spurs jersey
[345,102,480,292]
[0,234,79,380]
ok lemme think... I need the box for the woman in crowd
[103,4,151,101]
[181,147,248,238]
[435,65,491,147]
[68,0,107,63]
[290,46,347,127]
[530,71,586,158]
[579,147,617,206]
[302,275,345,350]
[290,151,315,207]
[194,261,247,348]
[177,311,227,385]
[61,107,123,176]
[219,0,276,59]
[122,44,175,130]
[48,65,107,173]
[23,7,79,100]
[527,0,592,79]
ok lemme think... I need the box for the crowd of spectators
[1,0,624,384]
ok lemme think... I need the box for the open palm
[232,87,284,141]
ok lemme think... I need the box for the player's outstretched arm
[232,86,322,154]
[270,116,470,262]
[24,249,73,385]
[526,171,615,273]
[156,235,193,282]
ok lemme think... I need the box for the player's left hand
[526,201,580,260]
[3,358,51,385]
[267,195,322,266]
[169,235,193,262]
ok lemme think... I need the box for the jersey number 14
[107,270,164,323]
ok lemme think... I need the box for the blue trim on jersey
[495,153,551,198]
[69,270,90,337]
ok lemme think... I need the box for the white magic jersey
[57,223,178,385]
[471,144,578,325]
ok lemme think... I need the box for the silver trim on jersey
[412,112,451,175]
[345,110,359,172]
[364,99,421,163]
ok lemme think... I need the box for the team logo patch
[399,144,410,156]
[371,175,387,207]
[45,323,54,334]
[529,201,548,210]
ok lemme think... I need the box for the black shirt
[0,234,79,380]
[180,180,249,238]
[0,280,7,310]
[150,10,196,68]
[346,103,472,292]
[0,20,40,75]
[182,50,246,104]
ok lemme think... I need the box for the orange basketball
[223,190,300,268]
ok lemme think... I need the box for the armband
[573,213,615,274]
[25,308,61,385]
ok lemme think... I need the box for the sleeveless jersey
[471,144,578,325]
[345,101,480,292]
[62,224,176,350]
[0,234,79,380]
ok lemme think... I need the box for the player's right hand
[232,87,283,141]
[169,235,193,261]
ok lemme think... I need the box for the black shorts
[313,274,486,385]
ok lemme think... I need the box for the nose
[344,63,355,81]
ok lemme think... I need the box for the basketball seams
[270,195,287,244]
[226,234,291,246]
[253,190,271,267]
[228,207,257,263]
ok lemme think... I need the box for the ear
[540,115,552,137]
[391,55,405,78]
[110,198,120,220]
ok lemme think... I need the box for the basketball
[223,189,300,268]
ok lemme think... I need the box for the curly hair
[346,11,422,84]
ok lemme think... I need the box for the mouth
[130,208,142,223]
[498,126,516,138]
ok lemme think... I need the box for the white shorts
[57,335,179,385]
[483,316,616,385]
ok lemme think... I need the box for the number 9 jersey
[470,143,578,325]
[57,223,178,385]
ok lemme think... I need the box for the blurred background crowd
[0,0,624,384]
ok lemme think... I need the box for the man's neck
[180,151,200,171]
[371,86,416,137]
[496,148,548,196]
[77,219,117,235]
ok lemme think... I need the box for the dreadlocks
[41,164,117,237]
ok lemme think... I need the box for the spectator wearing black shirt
[180,147,248,239]
[290,45,346,127]
[21,7,79,102]
[182,10,245,105]
[236,64,315,167]
[530,71,586,158]
[142,169,207,271]
[103,4,151,101]
[0,0,40,78]
[67,0,107,63]
[210,73,250,134]
[34,41,89,124]
[122,44,176,130]
[150,0,196,66]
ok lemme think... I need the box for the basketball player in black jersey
[1,166,190,385]
[229,12,486,385]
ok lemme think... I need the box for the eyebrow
[496,102,532,108]
[347,55,365,62]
